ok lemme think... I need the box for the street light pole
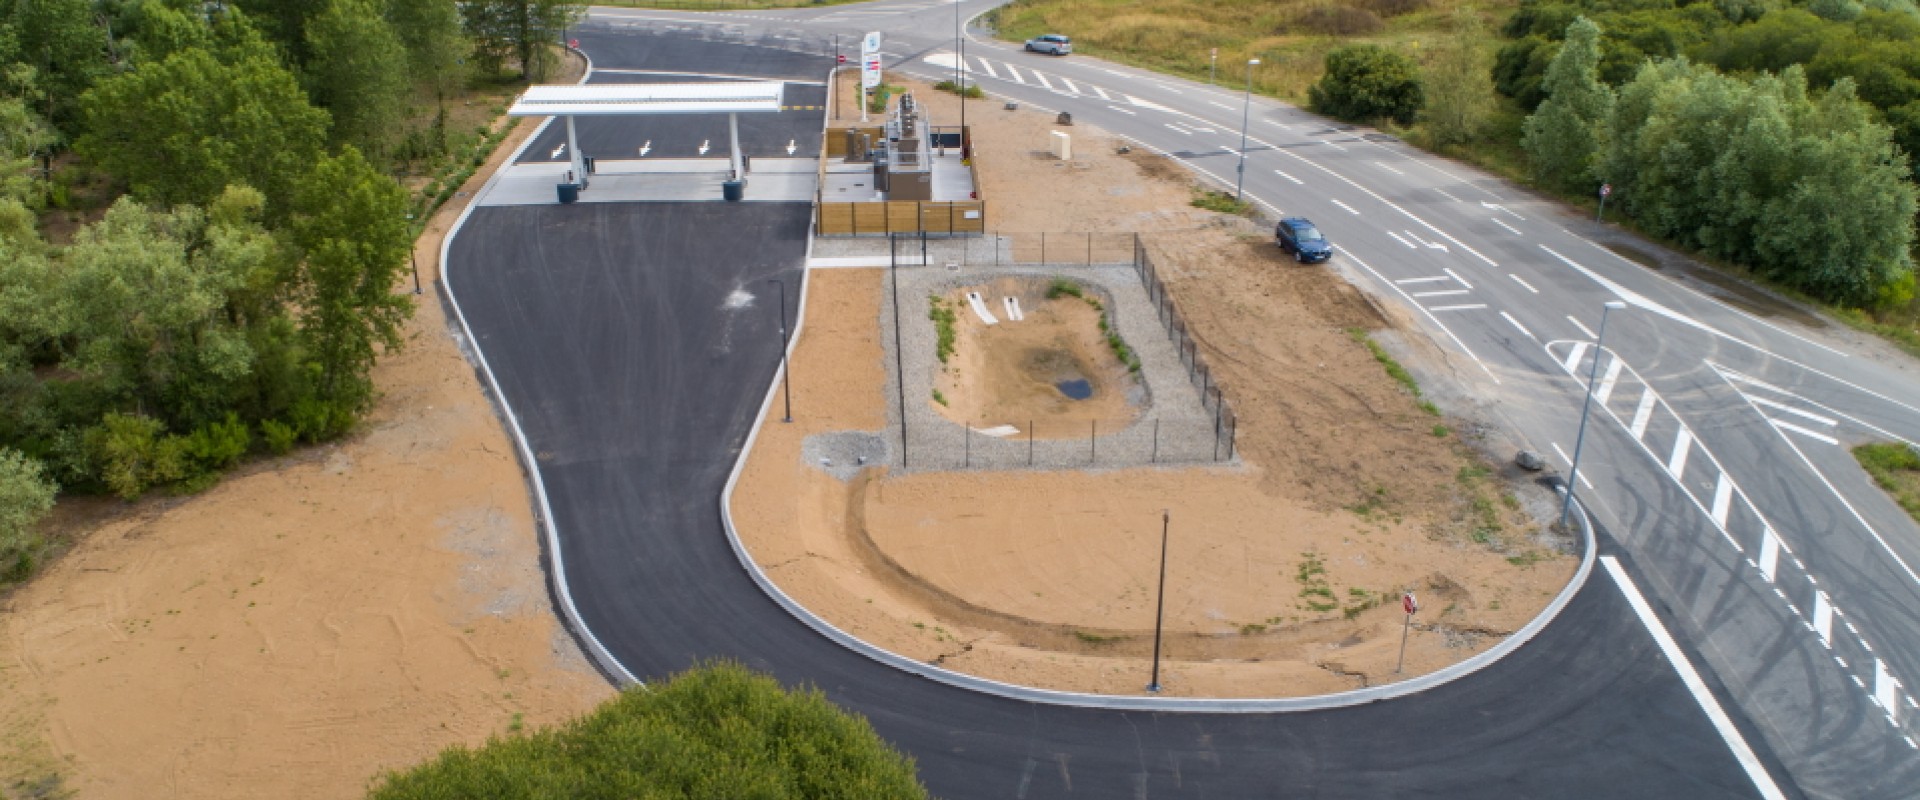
[768,277,793,423]
[1146,509,1170,693]
[405,213,422,294]
[1561,301,1627,528]
[1235,58,1260,203]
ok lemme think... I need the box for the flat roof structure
[507,82,785,117]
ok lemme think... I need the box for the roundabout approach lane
[444,29,1775,798]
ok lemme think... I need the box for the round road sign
[1402,592,1419,615]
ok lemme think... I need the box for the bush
[261,419,299,455]
[1190,189,1251,214]
[1356,0,1429,17]
[186,413,252,471]
[367,661,929,800]
[86,413,189,500]
[0,449,57,582]
[1309,45,1425,125]
[931,80,985,98]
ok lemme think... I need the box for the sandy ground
[733,77,1574,697]
[0,52,613,799]
[930,277,1140,434]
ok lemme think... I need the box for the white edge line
[1602,557,1790,800]
[440,48,639,686]
[1771,419,1840,446]
[1501,311,1537,341]
[1346,252,1499,384]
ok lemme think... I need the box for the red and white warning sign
[1402,592,1419,615]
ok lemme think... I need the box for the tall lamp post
[1234,58,1260,203]
[956,0,967,154]
[767,277,793,423]
[1146,509,1170,693]
[405,213,422,295]
[1561,301,1627,528]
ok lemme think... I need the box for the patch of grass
[1347,328,1425,402]
[1430,424,1450,438]
[931,388,948,406]
[932,79,986,98]
[1046,278,1085,300]
[1506,551,1548,567]
[507,712,525,733]
[598,0,869,8]
[1239,622,1268,635]
[1190,188,1251,215]
[1854,442,1920,522]
[1294,552,1341,612]
[1074,630,1123,644]
[928,295,958,363]
[1342,588,1384,619]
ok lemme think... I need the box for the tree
[387,0,469,100]
[1421,8,1496,145]
[304,0,409,159]
[0,447,55,579]
[4,0,109,130]
[288,146,412,418]
[77,42,329,208]
[1521,17,1612,192]
[460,0,583,80]
[368,662,929,800]
[1308,45,1424,125]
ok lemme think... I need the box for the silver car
[1025,34,1072,55]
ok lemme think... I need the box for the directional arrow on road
[638,140,651,157]
[1481,201,1525,221]
[698,140,711,156]
[551,143,567,159]
[1404,230,1449,252]
[786,139,797,155]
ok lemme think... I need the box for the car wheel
[1296,251,1307,263]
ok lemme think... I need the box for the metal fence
[1132,238,1239,452]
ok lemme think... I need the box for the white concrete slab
[478,161,816,206]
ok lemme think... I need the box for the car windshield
[1292,224,1324,241]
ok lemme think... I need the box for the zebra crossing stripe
[1668,428,1692,478]
[1629,389,1657,440]
[1595,355,1624,405]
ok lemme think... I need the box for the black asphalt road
[445,28,1782,800]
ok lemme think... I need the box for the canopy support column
[566,114,586,188]
[728,112,744,181]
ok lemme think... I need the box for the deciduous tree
[1309,44,1424,125]
[1521,16,1611,192]
[304,0,409,159]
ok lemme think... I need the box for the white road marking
[1107,105,1136,115]
[1501,311,1537,341]
[1551,442,1595,489]
[698,139,710,155]
[1508,273,1538,293]
[1386,231,1416,249]
[1481,201,1525,220]
[1428,304,1487,312]
[1813,592,1833,645]
[1493,219,1522,235]
[1758,529,1780,582]
[1374,161,1405,175]
[1629,389,1656,440]
[1749,396,1838,427]
[1164,123,1191,135]
[1032,71,1055,90]
[1567,315,1598,340]
[1594,356,1624,405]
[1396,276,1451,284]
[1060,77,1081,94]
[1005,65,1026,84]
[1413,289,1469,298]
[1443,268,1473,289]
[1091,85,1112,101]
[638,140,652,156]
[1331,199,1360,215]
[1274,170,1302,184]
[1602,557,1791,800]
[1434,188,1461,202]
[1345,251,1500,383]
[1562,341,1589,373]
[1773,419,1840,446]
[1668,429,1692,478]
[1209,100,1234,110]
[1268,120,1293,130]
[976,59,999,78]
[1712,474,1734,526]
[1267,142,1498,265]
[551,143,567,159]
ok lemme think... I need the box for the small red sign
[569,38,579,50]
[1402,592,1419,615]
[838,54,848,64]
[1600,183,1612,197]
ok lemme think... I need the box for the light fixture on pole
[1561,301,1627,528]
[1235,58,1260,203]
[767,277,793,423]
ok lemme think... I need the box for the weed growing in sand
[928,296,958,363]
[931,389,948,406]
[1190,189,1251,215]
[508,713,524,733]
[1046,279,1084,300]
[1295,552,1340,613]
[1074,630,1123,644]
[1430,424,1450,438]
[1347,329,1431,412]
[1342,587,1385,620]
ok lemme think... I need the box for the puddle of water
[1056,379,1093,400]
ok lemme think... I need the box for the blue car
[1275,217,1332,263]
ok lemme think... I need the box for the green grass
[1854,442,1920,523]
[928,296,958,363]
[1347,328,1432,409]
[1190,189,1251,215]
[933,80,986,98]
[1046,279,1085,300]
[1430,424,1450,437]
[1073,630,1124,644]
[931,389,949,406]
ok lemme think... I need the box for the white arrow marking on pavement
[1481,201,1524,220]
[551,143,567,159]
[786,139,797,155]
[638,140,651,156]
[699,140,710,155]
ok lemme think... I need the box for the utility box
[1050,130,1072,160]
[556,182,579,204]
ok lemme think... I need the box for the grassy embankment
[1855,443,1920,525]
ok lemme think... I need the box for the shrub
[0,449,57,581]
[85,413,189,500]
[1293,6,1384,36]
[186,413,252,471]
[261,419,299,455]
[367,661,929,800]
[1309,45,1425,125]
[1190,189,1251,214]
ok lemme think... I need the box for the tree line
[0,0,581,580]
[1305,0,1918,311]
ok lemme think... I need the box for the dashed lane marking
[1331,199,1360,214]
[1501,311,1537,341]
[1509,273,1538,293]
[1493,219,1522,235]
[1274,170,1302,184]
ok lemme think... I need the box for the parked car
[1275,217,1332,263]
[1025,34,1072,55]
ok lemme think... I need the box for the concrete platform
[478,160,815,206]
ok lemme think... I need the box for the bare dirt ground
[0,52,613,800]
[734,76,1574,697]
[930,277,1140,435]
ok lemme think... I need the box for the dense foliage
[1309,44,1425,125]
[368,662,930,800]
[0,0,582,574]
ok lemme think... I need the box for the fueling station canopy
[507,82,788,199]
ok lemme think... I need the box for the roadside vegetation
[0,0,584,584]
[597,0,868,9]
[367,661,929,800]
[1854,442,1920,522]
[990,0,1920,351]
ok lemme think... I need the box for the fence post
[1090,419,1097,465]
[1227,413,1237,460]
[1028,419,1035,466]
[1151,419,1160,463]
[1213,391,1224,462]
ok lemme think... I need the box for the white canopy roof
[507,82,786,116]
